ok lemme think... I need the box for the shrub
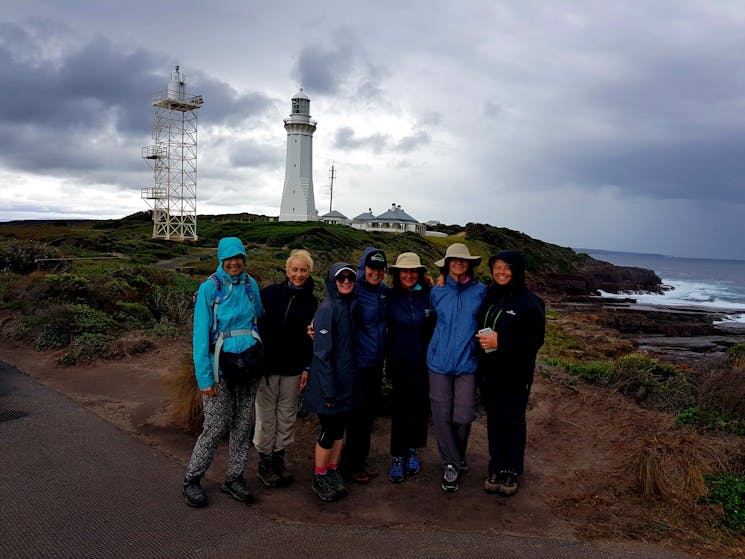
[59,333,114,365]
[610,354,696,412]
[167,354,203,433]
[728,343,745,360]
[676,406,745,436]
[115,301,156,328]
[701,473,745,533]
[41,273,90,303]
[632,434,727,502]
[0,239,61,274]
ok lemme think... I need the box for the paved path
[0,362,691,559]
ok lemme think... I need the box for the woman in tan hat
[426,243,487,492]
[385,252,436,483]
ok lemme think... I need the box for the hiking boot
[257,455,282,488]
[497,470,519,497]
[348,470,371,484]
[362,464,379,479]
[312,474,338,502]
[272,451,295,487]
[483,472,500,494]
[441,464,459,492]
[183,477,208,508]
[405,448,421,476]
[327,470,348,498]
[221,476,254,504]
[388,456,405,483]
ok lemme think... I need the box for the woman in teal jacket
[183,237,263,508]
[426,243,486,493]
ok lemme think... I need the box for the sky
[1,0,744,260]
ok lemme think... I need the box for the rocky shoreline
[533,260,745,362]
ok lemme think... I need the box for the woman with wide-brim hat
[426,243,487,493]
[385,252,436,483]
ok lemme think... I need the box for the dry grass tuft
[632,434,729,502]
[167,352,203,433]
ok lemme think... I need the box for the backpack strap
[206,273,262,384]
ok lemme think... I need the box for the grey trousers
[428,371,476,467]
[253,374,302,455]
[185,378,258,481]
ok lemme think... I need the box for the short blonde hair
[286,249,314,273]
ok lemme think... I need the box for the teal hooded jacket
[192,237,263,389]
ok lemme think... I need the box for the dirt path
[0,338,737,558]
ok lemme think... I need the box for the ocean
[578,249,745,325]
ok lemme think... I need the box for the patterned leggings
[185,378,258,481]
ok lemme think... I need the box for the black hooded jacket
[478,250,546,388]
[305,263,361,414]
[258,276,318,376]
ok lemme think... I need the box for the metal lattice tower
[141,66,204,240]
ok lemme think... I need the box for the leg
[452,373,477,466]
[185,379,231,480]
[428,370,460,466]
[253,375,280,456]
[226,379,258,481]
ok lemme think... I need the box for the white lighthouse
[278,90,319,221]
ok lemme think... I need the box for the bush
[59,333,114,365]
[0,239,61,274]
[632,435,727,502]
[676,406,745,436]
[610,354,696,412]
[701,473,745,533]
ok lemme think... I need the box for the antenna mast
[328,162,336,213]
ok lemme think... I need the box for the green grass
[701,473,745,533]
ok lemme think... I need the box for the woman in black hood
[475,250,545,497]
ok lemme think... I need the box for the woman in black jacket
[385,252,434,483]
[305,262,361,502]
[254,250,318,488]
[476,250,545,497]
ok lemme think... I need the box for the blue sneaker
[388,456,405,483]
[405,448,421,476]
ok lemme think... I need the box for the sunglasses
[336,274,356,282]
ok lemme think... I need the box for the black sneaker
[483,473,500,494]
[312,474,338,502]
[221,476,255,503]
[441,464,459,492]
[257,458,282,488]
[327,470,348,499]
[183,478,208,508]
[497,470,518,496]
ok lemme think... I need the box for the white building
[348,204,426,235]
[278,90,319,221]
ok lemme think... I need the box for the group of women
[182,237,545,507]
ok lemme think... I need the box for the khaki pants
[253,374,302,455]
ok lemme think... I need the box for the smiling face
[335,272,356,295]
[286,257,310,287]
[222,255,245,277]
[365,265,385,286]
[492,259,512,286]
[399,268,419,290]
[448,257,469,280]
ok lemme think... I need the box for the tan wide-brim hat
[388,252,427,271]
[434,243,482,268]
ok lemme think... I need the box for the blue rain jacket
[192,237,263,389]
[426,275,486,375]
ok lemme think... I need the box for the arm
[192,281,216,391]
[311,305,337,400]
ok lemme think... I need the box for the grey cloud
[226,140,283,169]
[396,130,430,152]
[334,126,388,153]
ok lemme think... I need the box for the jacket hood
[215,237,247,280]
[488,250,526,290]
[326,262,356,297]
[217,237,247,264]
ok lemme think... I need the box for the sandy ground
[1,335,742,558]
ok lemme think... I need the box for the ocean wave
[598,277,745,312]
